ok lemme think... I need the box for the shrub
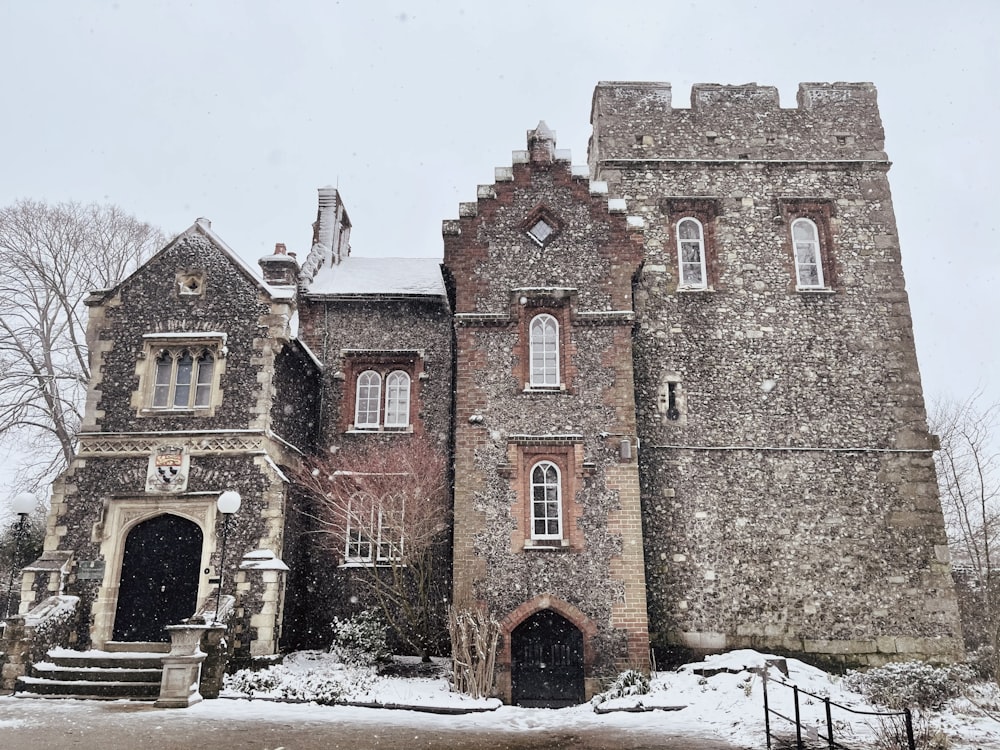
[870,713,950,750]
[592,669,650,705]
[224,662,375,704]
[964,645,997,681]
[844,661,974,709]
[329,610,391,666]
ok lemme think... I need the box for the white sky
[1,0,997,413]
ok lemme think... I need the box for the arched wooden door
[112,514,202,642]
[511,609,585,707]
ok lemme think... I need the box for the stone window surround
[134,333,227,418]
[662,197,721,292]
[506,439,587,552]
[338,349,424,434]
[778,197,838,292]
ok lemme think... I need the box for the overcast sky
[1,1,997,436]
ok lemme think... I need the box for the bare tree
[931,394,1000,675]
[293,436,452,660]
[0,200,164,490]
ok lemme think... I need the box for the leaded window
[151,348,215,410]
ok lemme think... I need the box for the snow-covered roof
[305,256,446,299]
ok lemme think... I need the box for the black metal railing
[763,673,915,750]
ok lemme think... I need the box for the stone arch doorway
[511,608,585,707]
[112,514,203,642]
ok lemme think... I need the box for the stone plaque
[77,560,106,581]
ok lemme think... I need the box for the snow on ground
[213,648,1000,749]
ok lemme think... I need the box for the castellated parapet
[589,81,886,169]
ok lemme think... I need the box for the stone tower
[589,81,963,665]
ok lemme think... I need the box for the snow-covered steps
[15,642,168,701]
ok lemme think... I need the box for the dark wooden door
[511,609,585,707]
[112,514,202,642]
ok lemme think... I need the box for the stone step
[47,647,166,671]
[13,647,166,702]
[31,662,162,683]
[15,676,160,700]
[105,641,170,654]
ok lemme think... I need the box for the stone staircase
[15,641,168,701]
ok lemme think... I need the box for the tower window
[530,461,563,540]
[677,217,707,289]
[529,314,560,388]
[791,218,825,289]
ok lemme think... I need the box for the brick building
[9,81,964,705]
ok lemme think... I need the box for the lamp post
[214,490,241,625]
[4,492,37,620]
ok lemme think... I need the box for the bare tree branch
[291,436,452,659]
[930,393,1000,677]
[0,200,164,491]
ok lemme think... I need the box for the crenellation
[590,80,888,166]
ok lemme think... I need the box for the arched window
[354,370,382,428]
[384,370,411,428]
[677,217,707,288]
[791,218,825,289]
[529,314,560,387]
[152,348,215,409]
[530,461,562,540]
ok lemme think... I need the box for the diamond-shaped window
[522,206,562,247]
[528,219,554,245]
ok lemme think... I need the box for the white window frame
[530,460,563,541]
[354,370,382,429]
[676,217,708,289]
[529,314,560,388]
[343,495,404,567]
[383,370,411,428]
[791,217,826,289]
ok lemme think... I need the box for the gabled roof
[85,218,294,306]
[304,256,446,299]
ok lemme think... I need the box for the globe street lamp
[214,490,241,624]
[4,492,38,620]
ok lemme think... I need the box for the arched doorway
[511,608,585,707]
[112,514,203,642]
